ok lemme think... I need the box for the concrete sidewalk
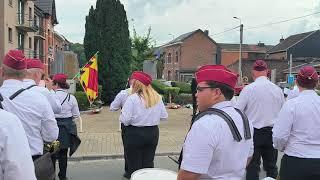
[71,107,192,160]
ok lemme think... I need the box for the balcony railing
[34,26,45,40]
[16,13,38,32]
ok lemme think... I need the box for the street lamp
[233,17,243,84]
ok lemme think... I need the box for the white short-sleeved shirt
[181,101,254,180]
[235,76,285,129]
[0,80,59,156]
[273,90,320,158]
[120,93,168,126]
[110,88,131,111]
[0,108,37,180]
[23,79,62,114]
[54,89,80,119]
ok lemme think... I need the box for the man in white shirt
[110,78,132,178]
[273,66,320,180]
[0,96,37,180]
[23,58,62,114]
[236,60,284,180]
[178,65,253,180]
[0,50,59,159]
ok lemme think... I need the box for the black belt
[32,155,42,161]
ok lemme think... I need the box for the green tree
[69,43,86,67]
[84,0,131,104]
[131,26,154,71]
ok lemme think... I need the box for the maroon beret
[297,66,319,86]
[131,71,152,86]
[26,58,44,70]
[195,65,238,89]
[3,50,26,70]
[253,59,268,71]
[53,73,68,83]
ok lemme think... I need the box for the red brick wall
[221,51,249,66]
[267,52,287,60]
[163,31,218,81]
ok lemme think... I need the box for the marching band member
[110,77,132,178]
[273,66,320,180]
[235,60,284,180]
[0,50,58,160]
[120,71,168,178]
[0,95,36,180]
[52,73,81,180]
[178,65,253,180]
[23,58,62,113]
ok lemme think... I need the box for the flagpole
[73,51,99,80]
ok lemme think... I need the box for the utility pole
[239,24,243,84]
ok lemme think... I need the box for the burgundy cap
[234,85,244,95]
[131,71,152,86]
[53,73,68,83]
[26,58,44,70]
[3,50,26,70]
[195,65,238,89]
[253,59,268,71]
[297,66,319,86]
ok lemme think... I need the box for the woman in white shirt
[120,71,168,179]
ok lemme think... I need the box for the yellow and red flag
[79,52,99,104]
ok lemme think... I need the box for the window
[18,32,24,49]
[29,7,32,21]
[175,51,179,63]
[168,70,172,81]
[175,70,179,81]
[167,53,172,63]
[18,0,24,25]
[8,28,12,42]
[29,37,32,49]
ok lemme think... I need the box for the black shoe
[123,172,130,179]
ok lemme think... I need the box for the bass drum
[131,168,177,180]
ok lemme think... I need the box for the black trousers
[52,148,68,180]
[246,127,278,180]
[121,123,128,173]
[280,154,320,180]
[123,125,159,177]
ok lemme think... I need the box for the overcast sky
[55,0,320,46]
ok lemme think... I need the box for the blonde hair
[132,80,161,108]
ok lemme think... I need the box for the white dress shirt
[0,79,59,155]
[273,90,320,158]
[120,93,168,126]
[54,89,80,119]
[110,88,131,111]
[23,79,62,114]
[235,76,285,129]
[181,101,254,180]
[286,86,299,100]
[0,109,37,180]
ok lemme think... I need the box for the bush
[172,93,193,105]
[152,80,169,94]
[74,91,90,111]
[164,87,180,103]
[171,81,191,94]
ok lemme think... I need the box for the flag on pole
[78,52,99,104]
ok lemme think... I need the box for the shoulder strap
[61,93,70,105]
[9,88,27,100]
[26,84,37,90]
[192,108,242,142]
[0,93,3,109]
[234,108,251,140]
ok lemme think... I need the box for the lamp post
[233,17,243,84]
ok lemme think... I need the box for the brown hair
[53,81,70,89]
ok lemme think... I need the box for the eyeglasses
[196,86,216,92]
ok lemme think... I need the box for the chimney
[280,36,285,43]
[204,30,209,36]
[257,41,265,47]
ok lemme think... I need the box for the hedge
[172,93,193,105]
[171,81,191,94]
[74,91,90,111]
[151,80,169,95]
